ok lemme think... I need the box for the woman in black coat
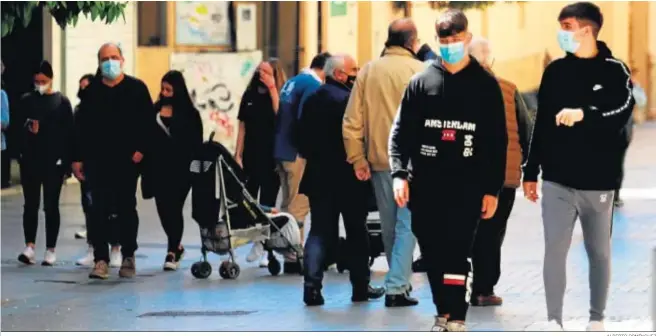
[144,70,203,271]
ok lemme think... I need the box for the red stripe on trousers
[443,279,465,286]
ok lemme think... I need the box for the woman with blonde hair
[235,59,287,267]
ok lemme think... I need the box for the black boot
[303,287,324,306]
[352,285,386,302]
[385,292,419,307]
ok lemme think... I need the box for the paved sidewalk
[2,124,655,331]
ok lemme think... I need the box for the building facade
[36,1,655,119]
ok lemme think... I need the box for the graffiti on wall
[170,51,262,153]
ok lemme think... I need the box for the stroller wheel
[191,261,212,279]
[219,261,240,279]
[268,258,281,276]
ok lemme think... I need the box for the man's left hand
[132,151,144,164]
[555,108,584,127]
[481,194,499,220]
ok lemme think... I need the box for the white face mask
[35,84,49,95]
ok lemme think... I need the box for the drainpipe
[294,1,301,74]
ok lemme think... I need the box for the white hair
[323,55,346,79]
[468,37,490,65]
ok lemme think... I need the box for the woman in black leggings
[17,61,74,266]
[143,70,203,271]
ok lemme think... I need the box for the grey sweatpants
[542,181,613,324]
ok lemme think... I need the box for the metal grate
[138,310,257,318]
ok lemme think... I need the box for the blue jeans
[371,171,415,295]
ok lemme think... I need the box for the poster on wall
[331,1,347,17]
[236,3,257,51]
[175,1,231,46]
[170,51,263,153]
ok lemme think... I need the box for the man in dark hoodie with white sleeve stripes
[522,2,634,332]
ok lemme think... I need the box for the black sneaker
[352,285,386,302]
[163,247,185,271]
[385,292,419,307]
[303,287,324,306]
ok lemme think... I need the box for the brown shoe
[89,260,109,279]
[471,294,503,306]
[118,257,136,278]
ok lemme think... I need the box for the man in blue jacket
[273,52,330,274]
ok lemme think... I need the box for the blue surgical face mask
[100,60,122,80]
[557,29,581,54]
[439,42,466,64]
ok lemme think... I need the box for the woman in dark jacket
[145,70,203,271]
[17,61,74,266]
[235,59,287,206]
[235,59,287,266]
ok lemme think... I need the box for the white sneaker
[76,247,95,267]
[586,321,605,331]
[74,230,87,239]
[246,242,265,263]
[430,316,448,331]
[528,320,564,331]
[109,249,122,268]
[446,321,467,332]
[42,250,56,266]
[259,254,269,268]
[18,246,36,265]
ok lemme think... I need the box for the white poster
[175,1,231,46]
[170,51,263,153]
[236,4,257,51]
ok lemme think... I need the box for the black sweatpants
[304,182,370,291]
[411,192,482,321]
[471,187,516,297]
[244,166,280,207]
[155,180,191,252]
[20,161,65,248]
[87,164,140,263]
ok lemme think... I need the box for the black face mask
[160,115,172,128]
[77,88,86,100]
[346,75,357,89]
[159,96,174,107]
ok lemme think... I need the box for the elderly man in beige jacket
[343,18,425,307]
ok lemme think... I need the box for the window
[138,1,167,46]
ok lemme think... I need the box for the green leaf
[90,5,98,20]
[2,21,11,38]
[70,11,79,26]
[59,1,67,8]
[21,3,34,27]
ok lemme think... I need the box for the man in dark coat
[298,54,385,306]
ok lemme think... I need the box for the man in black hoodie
[389,9,507,331]
[522,2,634,332]
[72,43,154,280]
[298,54,385,306]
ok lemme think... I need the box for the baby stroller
[336,183,385,273]
[189,137,304,280]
